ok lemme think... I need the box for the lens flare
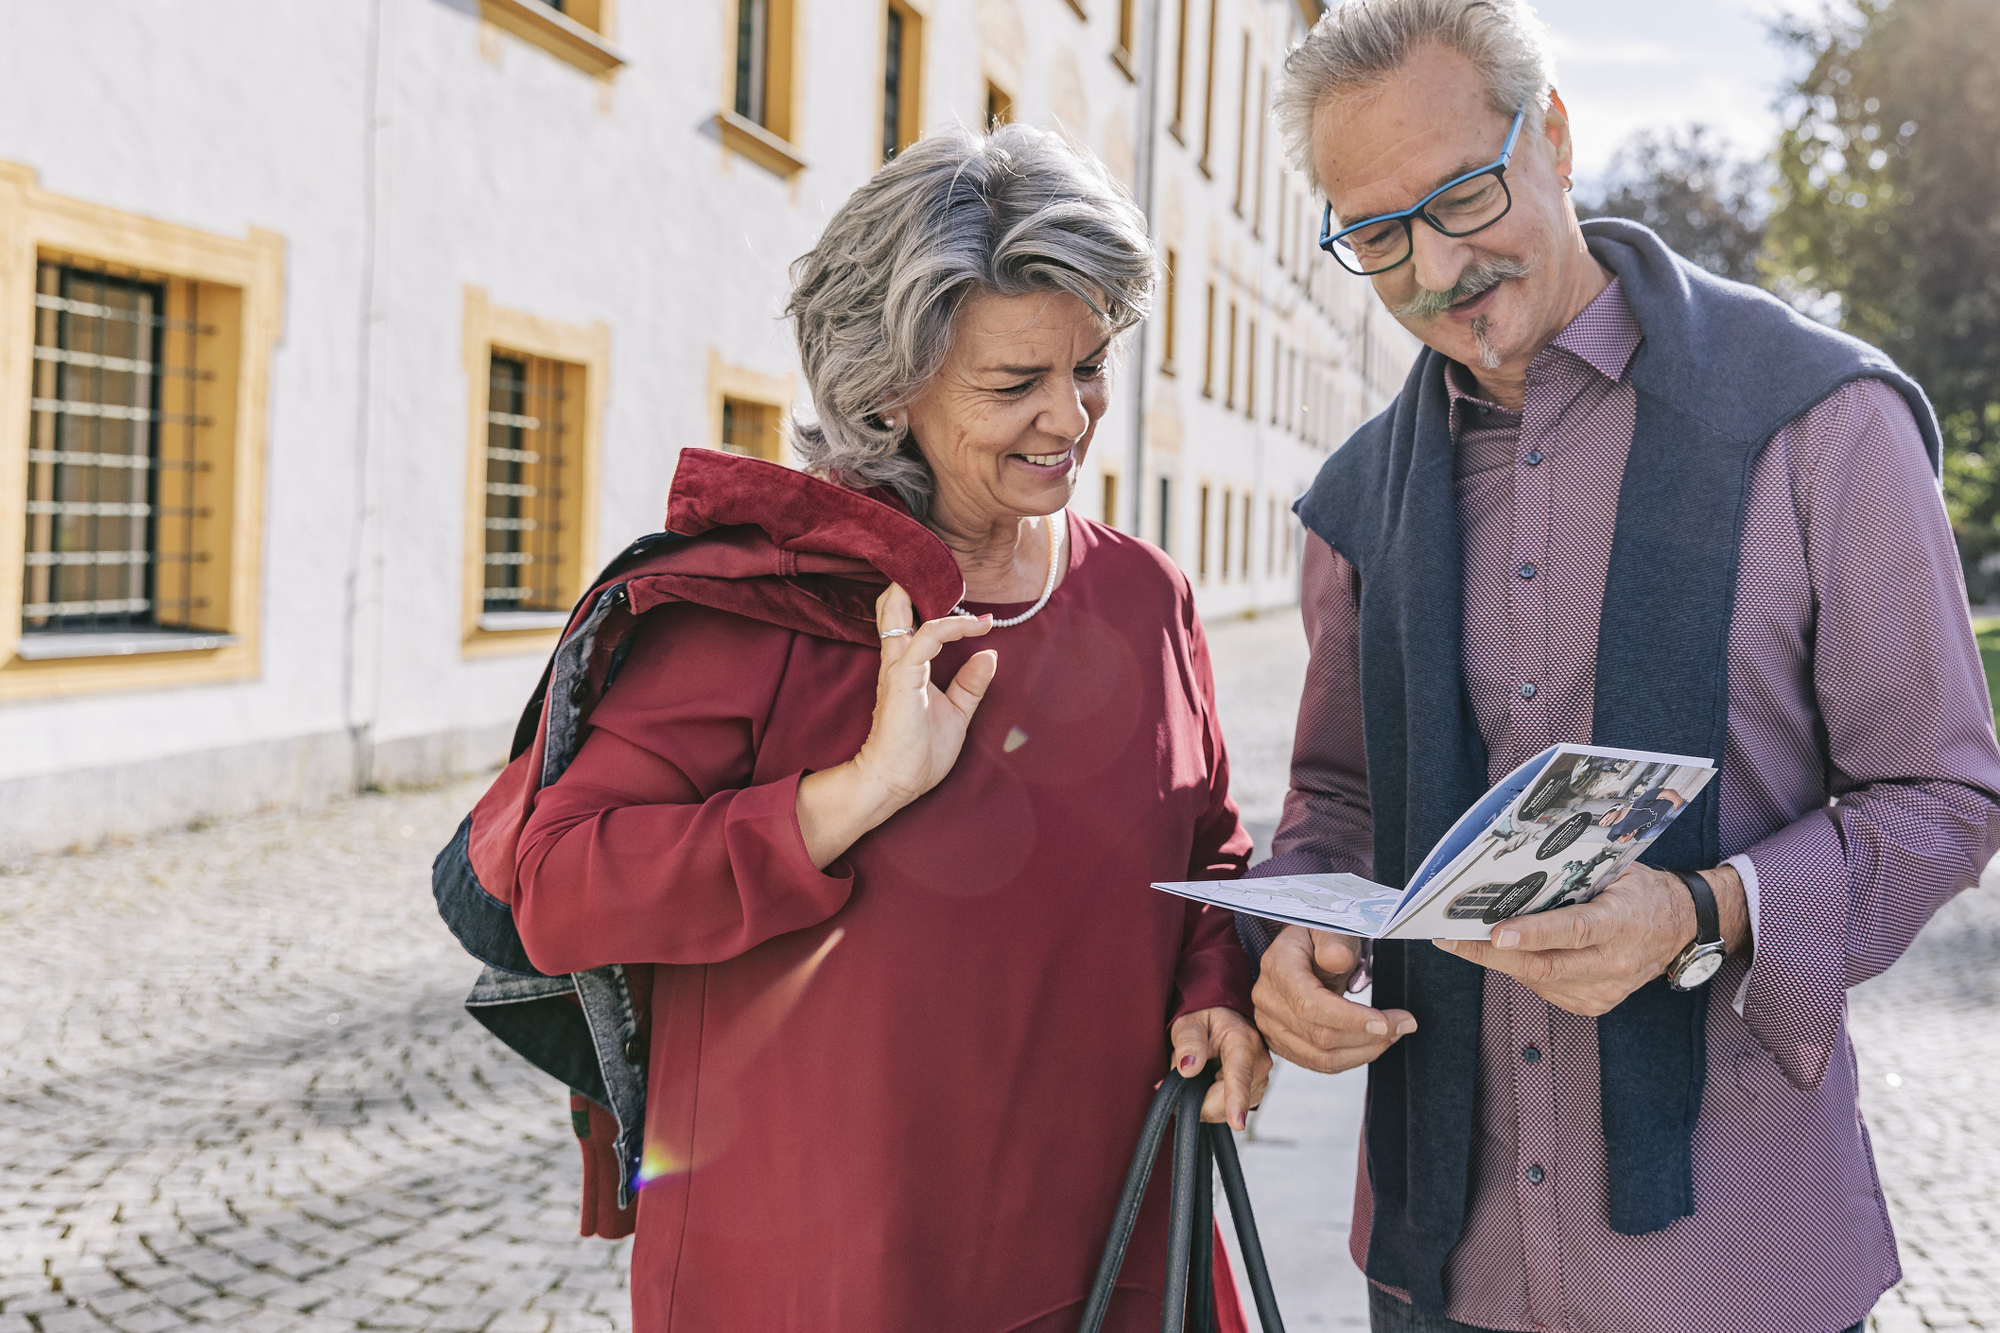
[634,927,846,1191]
[634,1142,685,1189]
[716,926,846,1056]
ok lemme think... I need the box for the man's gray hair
[1275,0,1556,194]
[786,122,1153,518]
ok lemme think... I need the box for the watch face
[1677,950,1725,988]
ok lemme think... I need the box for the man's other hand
[1252,925,1417,1073]
[1438,863,1748,1017]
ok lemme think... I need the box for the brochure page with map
[1154,744,1718,940]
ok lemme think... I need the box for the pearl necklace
[957,510,1068,628]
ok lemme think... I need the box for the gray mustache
[1389,256,1535,320]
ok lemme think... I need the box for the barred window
[23,259,220,645]
[460,288,604,651]
[481,351,576,616]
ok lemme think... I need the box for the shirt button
[1523,449,1544,466]
[1517,562,1537,580]
[1519,683,1538,699]
[1522,1045,1542,1064]
[1526,1165,1546,1184]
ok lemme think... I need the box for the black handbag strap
[1080,1063,1288,1333]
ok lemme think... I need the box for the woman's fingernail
[1366,1019,1388,1036]
[1435,939,1457,953]
[1494,929,1520,949]
[1234,1112,1247,1131]
[1396,1018,1419,1036]
[1179,1054,1197,1071]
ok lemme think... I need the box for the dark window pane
[883,7,903,163]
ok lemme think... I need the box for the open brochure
[1155,744,1718,940]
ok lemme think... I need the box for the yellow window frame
[707,350,795,465]
[0,160,283,702]
[882,0,928,163]
[717,0,807,179]
[461,286,609,659]
[479,0,626,79]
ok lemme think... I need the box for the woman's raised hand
[794,584,996,868]
[853,584,998,806]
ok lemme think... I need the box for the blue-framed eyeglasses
[1317,104,1529,276]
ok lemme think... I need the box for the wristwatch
[1665,869,1728,991]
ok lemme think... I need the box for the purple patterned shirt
[1254,279,2000,1332]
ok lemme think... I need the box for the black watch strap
[1673,870,1721,946]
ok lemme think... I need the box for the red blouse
[515,514,1253,1333]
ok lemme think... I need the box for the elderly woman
[513,124,1266,1332]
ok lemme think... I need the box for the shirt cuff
[1725,852,1759,1017]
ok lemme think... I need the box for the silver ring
[878,627,916,639]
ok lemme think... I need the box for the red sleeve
[1236,534,1376,963]
[1263,534,1374,878]
[513,606,855,975]
[1173,589,1255,1019]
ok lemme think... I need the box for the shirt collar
[1442,276,1641,419]
[1549,276,1641,382]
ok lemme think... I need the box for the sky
[1528,0,1804,192]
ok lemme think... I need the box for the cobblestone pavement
[2,608,1995,1332]
[0,779,629,1333]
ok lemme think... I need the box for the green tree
[1764,0,2000,596]
[1577,125,1770,287]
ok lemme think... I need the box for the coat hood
[644,448,965,641]
[452,449,966,958]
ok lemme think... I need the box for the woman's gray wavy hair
[1275,0,1555,194]
[786,122,1154,518]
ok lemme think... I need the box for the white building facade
[0,0,1417,856]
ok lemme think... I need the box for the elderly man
[1242,2,2000,1332]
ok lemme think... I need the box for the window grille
[482,352,571,614]
[22,259,212,637]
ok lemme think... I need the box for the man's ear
[1545,90,1576,189]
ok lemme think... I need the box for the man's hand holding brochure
[1154,744,1718,940]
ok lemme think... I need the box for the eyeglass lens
[1331,169,1513,275]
